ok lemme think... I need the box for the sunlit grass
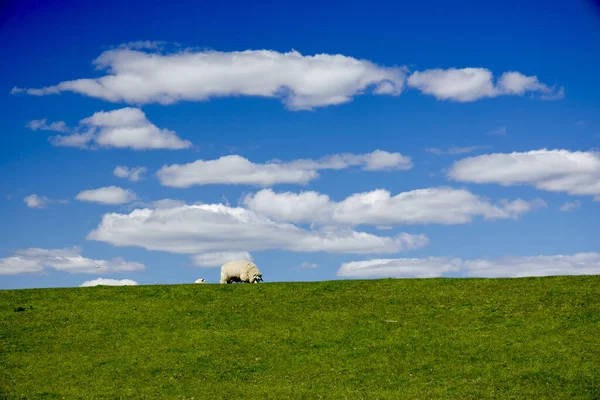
[1,276,599,399]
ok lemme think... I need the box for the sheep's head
[252,274,263,283]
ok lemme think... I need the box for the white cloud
[0,247,145,275]
[80,278,139,287]
[75,186,136,205]
[50,131,94,148]
[559,200,581,212]
[26,119,68,133]
[14,44,563,107]
[300,262,319,269]
[243,187,545,226]
[114,166,147,181]
[424,146,491,155]
[49,107,191,150]
[464,253,600,278]
[13,47,406,110]
[407,68,562,102]
[338,253,600,278]
[23,194,67,208]
[448,149,600,198]
[157,150,412,188]
[23,194,48,208]
[87,203,428,255]
[496,71,554,95]
[191,251,253,267]
[338,257,462,278]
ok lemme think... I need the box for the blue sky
[1,0,599,289]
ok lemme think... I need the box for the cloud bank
[13,45,562,108]
[87,203,428,255]
[13,48,406,110]
[243,187,546,226]
[338,253,600,278]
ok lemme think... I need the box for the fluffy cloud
[13,47,406,110]
[80,278,139,287]
[191,251,253,267]
[559,200,581,212]
[157,150,412,188]
[75,186,136,205]
[114,166,147,181]
[338,253,600,278]
[448,149,600,199]
[407,68,563,102]
[87,203,428,255]
[243,187,546,226]
[26,119,68,133]
[13,44,563,107]
[424,146,491,155]
[23,194,67,208]
[48,107,190,150]
[0,247,145,275]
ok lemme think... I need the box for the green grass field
[1,276,599,399]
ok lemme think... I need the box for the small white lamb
[220,260,263,284]
[194,278,206,284]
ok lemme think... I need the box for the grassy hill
[1,276,599,399]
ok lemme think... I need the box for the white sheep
[194,278,206,284]
[220,260,263,284]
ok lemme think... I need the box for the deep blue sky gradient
[1,0,599,288]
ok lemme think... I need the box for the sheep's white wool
[220,260,263,284]
[194,278,206,284]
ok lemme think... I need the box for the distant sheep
[194,278,206,284]
[220,260,263,284]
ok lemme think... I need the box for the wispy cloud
[26,119,69,133]
[300,262,319,269]
[23,194,68,209]
[338,253,600,278]
[114,166,147,182]
[559,200,581,212]
[487,126,507,136]
[0,247,145,275]
[424,146,491,155]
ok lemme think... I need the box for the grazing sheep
[220,260,263,284]
[194,278,206,284]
